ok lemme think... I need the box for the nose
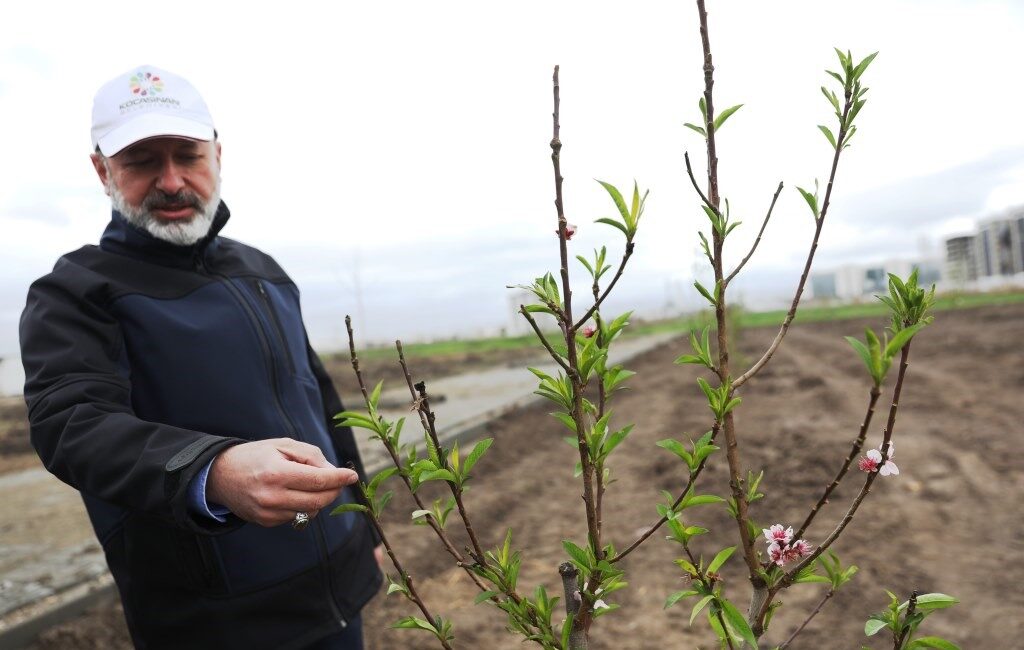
[154,159,187,195]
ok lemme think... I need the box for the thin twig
[609,423,721,564]
[776,343,912,591]
[345,322,490,592]
[345,315,371,405]
[681,544,735,650]
[723,181,784,286]
[573,243,634,330]
[551,65,602,643]
[683,151,718,216]
[732,85,856,392]
[692,0,763,588]
[520,307,573,375]
[894,590,918,649]
[410,375,489,566]
[795,386,881,540]
[353,481,454,650]
[778,589,835,649]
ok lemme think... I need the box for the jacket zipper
[193,253,347,629]
[254,280,297,375]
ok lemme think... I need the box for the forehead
[116,137,208,158]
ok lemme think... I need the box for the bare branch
[778,589,835,649]
[519,306,573,376]
[795,386,881,540]
[684,151,718,217]
[573,243,634,331]
[343,324,490,592]
[732,84,856,391]
[777,343,912,591]
[723,181,783,286]
[352,480,454,650]
[609,423,720,564]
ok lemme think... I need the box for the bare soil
[17,304,1024,649]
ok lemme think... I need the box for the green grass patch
[352,290,1024,359]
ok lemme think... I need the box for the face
[91,137,222,245]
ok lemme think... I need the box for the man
[19,66,382,649]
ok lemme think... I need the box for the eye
[123,158,155,168]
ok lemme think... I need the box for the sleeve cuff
[187,456,232,522]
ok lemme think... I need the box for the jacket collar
[99,201,231,269]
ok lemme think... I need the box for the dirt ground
[17,303,1024,649]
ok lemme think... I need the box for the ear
[214,141,222,168]
[90,153,112,196]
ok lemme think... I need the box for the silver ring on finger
[292,511,310,531]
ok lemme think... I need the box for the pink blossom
[858,455,879,472]
[582,325,597,338]
[767,542,786,567]
[790,539,812,557]
[860,443,899,476]
[783,539,813,563]
[556,223,578,240]
[763,524,793,545]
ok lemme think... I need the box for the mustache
[142,190,203,211]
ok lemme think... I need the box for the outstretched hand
[206,437,359,527]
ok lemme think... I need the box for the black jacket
[19,203,382,649]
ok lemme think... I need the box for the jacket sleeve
[20,264,247,534]
[305,342,382,545]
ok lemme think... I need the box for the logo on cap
[129,71,164,97]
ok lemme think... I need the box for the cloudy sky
[1,0,1022,369]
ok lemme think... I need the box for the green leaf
[664,589,698,609]
[562,540,591,572]
[369,380,384,409]
[699,96,707,120]
[690,594,715,625]
[694,281,716,306]
[657,439,692,465]
[713,104,743,131]
[392,616,438,633]
[821,86,840,112]
[707,546,736,574]
[907,637,960,650]
[576,254,595,277]
[684,122,707,137]
[330,503,368,516]
[719,598,759,648]
[596,180,630,222]
[818,124,837,148]
[902,593,959,612]
[595,217,630,238]
[845,336,874,377]
[474,590,501,605]
[796,186,819,219]
[683,494,725,508]
[864,616,889,636]
[367,466,398,493]
[884,322,926,358]
[462,438,494,475]
[852,51,879,79]
[419,468,456,483]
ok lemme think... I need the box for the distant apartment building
[943,206,1024,289]
[809,258,942,301]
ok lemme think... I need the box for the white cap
[91,65,215,156]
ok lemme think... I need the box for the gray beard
[110,182,221,246]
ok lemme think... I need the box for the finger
[274,438,332,469]
[252,508,320,528]
[276,462,359,492]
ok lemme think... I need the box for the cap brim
[97,113,215,156]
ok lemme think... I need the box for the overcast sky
[1,0,1022,365]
